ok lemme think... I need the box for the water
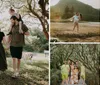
[80,22,100,26]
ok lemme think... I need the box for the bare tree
[0,0,49,40]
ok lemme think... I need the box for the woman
[68,60,71,84]
[8,16,29,78]
[70,62,75,84]
[73,66,79,84]
[72,12,80,32]
[0,30,7,73]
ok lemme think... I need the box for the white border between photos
[49,0,50,85]
[50,42,100,44]
[49,1,100,85]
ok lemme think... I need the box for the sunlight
[50,0,60,6]
[78,0,100,9]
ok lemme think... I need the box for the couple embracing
[0,7,29,78]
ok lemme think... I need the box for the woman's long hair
[80,13,82,20]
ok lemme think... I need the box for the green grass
[0,58,49,85]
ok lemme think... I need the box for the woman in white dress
[73,66,79,84]
[70,62,75,84]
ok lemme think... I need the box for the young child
[72,12,80,32]
[9,7,23,34]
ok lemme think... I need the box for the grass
[50,22,100,42]
[51,32,100,42]
[0,57,49,85]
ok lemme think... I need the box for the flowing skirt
[0,43,7,71]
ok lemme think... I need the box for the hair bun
[9,7,15,11]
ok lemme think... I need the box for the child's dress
[73,15,79,23]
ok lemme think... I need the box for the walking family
[61,60,86,85]
[0,7,29,78]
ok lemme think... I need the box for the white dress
[73,15,79,23]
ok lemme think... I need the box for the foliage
[62,6,74,19]
[0,0,49,39]
[24,29,49,52]
[50,44,100,85]
[0,0,49,53]
[51,69,61,85]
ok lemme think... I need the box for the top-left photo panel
[0,0,49,85]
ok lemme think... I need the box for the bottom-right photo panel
[50,44,99,85]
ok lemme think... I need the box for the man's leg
[12,58,17,78]
[16,59,21,76]
[17,59,21,72]
[68,77,71,84]
[61,75,66,85]
[13,58,17,72]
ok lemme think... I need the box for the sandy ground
[50,22,100,42]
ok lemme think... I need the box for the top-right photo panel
[50,0,100,42]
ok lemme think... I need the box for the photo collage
[0,0,100,85]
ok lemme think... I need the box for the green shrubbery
[50,44,100,85]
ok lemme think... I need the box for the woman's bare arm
[3,36,6,44]
[7,35,11,43]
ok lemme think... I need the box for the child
[9,7,23,34]
[72,12,80,32]
[8,16,29,78]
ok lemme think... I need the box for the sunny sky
[50,0,100,9]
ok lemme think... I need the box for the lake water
[80,22,100,26]
[51,21,100,27]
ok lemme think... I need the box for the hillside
[51,0,100,21]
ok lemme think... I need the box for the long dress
[0,32,7,71]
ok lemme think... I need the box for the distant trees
[51,0,100,21]
[51,44,100,74]
[24,29,49,52]
[62,6,74,19]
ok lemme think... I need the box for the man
[8,16,29,78]
[80,64,85,80]
[61,60,70,84]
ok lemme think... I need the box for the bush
[51,69,62,85]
